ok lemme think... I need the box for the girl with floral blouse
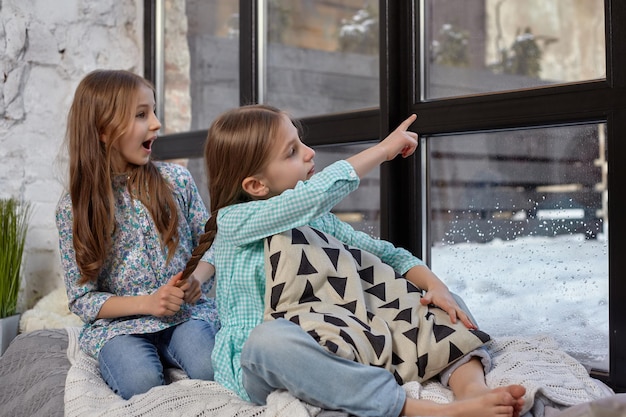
[56,69,219,400]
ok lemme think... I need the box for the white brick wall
[0,0,143,311]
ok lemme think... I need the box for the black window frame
[146,0,626,392]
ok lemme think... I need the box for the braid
[182,214,217,280]
[182,105,285,281]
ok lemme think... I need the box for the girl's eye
[136,111,146,119]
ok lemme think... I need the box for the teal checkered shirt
[204,160,424,399]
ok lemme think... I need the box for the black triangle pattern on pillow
[270,282,285,310]
[297,251,317,275]
[338,300,357,313]
[263,226,490,384]
[291,228,309,244]
[300,280,321,304]
[328,276,348,298]
[350,315,371,332]
[269,252,281,281]
[323,248,340,270]
[359,265,375,284]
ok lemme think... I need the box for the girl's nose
[305,145,315,160]
[151,114,162,131]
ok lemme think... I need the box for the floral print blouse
[56,162,219,359]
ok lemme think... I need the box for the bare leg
[449,358,525,416]
[449,357,498,399]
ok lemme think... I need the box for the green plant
[491,27,544,78]
[0,198,32,319]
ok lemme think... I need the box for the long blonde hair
[66,69,179,284]
[181,104,288,279]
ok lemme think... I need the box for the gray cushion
[0,329,70,417]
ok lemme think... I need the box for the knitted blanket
[404,335,615,416]
[63,327,613,417]
[63,326,330,417]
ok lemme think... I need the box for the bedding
[1,327,624,417]
[0,283,624,417]
[0,327,349,417]
[0,329,69,417]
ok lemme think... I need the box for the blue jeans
[241,319,406,417]
[99,319,217,399]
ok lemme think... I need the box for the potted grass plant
[0,197,32,355]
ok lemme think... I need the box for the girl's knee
[98,335,165,399]
[246,320,294,352]
[100,360,164,399]
[183,357,214,381]
[125,369,164,398]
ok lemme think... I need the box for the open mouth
[142,139,154,151]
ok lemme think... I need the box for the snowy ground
[430,232,609,371]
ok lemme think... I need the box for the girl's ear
[100,133,108,143]
[241,176,269,198]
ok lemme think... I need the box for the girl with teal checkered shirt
[57,70,219,400]
[182,104,525,417]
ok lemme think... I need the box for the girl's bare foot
[488,385,526,417]
[401,385,526,417]
[454,383,526,416]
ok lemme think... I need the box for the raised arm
[346,114,418,178]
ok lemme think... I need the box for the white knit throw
[64,326,320,417]
[64,327,614,417]
[403,334,615,416]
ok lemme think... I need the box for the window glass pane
[427,124,609,371]
[163,0,239,134]
[185,156,209,210]
[315,143,380,237]
[423,0,605,99]
[265,0,379,118]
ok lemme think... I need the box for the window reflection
[314,143,380,237]
[424,0,606,99]
[163,0,239,134]
[265,0,379,117]
[427,124,609,371]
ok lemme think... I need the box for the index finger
[458,310,477,329]
[396,114,417,131]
